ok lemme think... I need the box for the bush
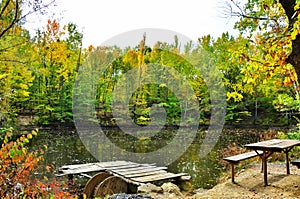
[277,119,300,157]
[0,128,75,198]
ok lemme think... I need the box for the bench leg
[68,174,74,186]
[231,163,235,183]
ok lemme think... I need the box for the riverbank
[189,163,300,199]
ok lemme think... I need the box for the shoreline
[188,162,300,199]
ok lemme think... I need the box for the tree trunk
[279,0,300,78]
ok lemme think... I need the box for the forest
[2,0,300,198]
[1,1,300,128]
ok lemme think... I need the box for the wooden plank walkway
[58,160,189,185]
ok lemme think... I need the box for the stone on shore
[137,183,163,193]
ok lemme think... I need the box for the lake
[29,126,268,189]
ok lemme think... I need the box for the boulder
[137,183,163,193]
[161,182,182,196]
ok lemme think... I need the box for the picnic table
[245,139,300,186]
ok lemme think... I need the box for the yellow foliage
[123,50,138,66]
[0,73,8,80]
[226,92,243,102]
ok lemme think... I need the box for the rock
[177,180,194,192]
[108,193,152,199]
[193,188,207,194]
[149,193,181,199]
[161,182,183,196]
[137,183,163,193]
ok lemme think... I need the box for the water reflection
[29,128,260,189]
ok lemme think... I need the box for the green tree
[28,19,82,124]
[0,0,56,125]
[224,0,300,124]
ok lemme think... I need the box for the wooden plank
[101,164,139,170]
[272,140,300,149]
[223,151,263,163]
[60,161,131,171]
[60,163,97,170]
[113,166,168,176]
[59,161,137,176]
[245,139,300,151]
[60,163,104,172]
[110,164,156,172]
[96,161,135,168]
[59,164,105,175]
[111,165,161,172]
[130,172,188,183]
[110,166,155,173]
[124,170,167,178]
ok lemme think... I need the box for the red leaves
[0,129,73,198]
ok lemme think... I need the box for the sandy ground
[189,163,300,199]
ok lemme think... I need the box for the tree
[0,0,56,124]
[0,0,55,39]
[223,0,300,124]
[29,19,82,124]
[227,0,300,96]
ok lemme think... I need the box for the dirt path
[189,163,300,199]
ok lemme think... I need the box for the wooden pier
[58,160,190,198]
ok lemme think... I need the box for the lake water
[29,127,263,189]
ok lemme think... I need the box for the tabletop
[245,139,300,151]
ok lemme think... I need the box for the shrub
[0,128,75,198]
[277,118,300,157]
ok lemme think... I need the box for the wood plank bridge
[58,160,190,198]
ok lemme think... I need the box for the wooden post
[231,163,235,183]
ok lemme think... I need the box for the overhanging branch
[225,0,276,22]
[0,0,19,39]
[0,0,56,39]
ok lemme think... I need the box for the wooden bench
[291,159,300,169]
[224,150,263,183]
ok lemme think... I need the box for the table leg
[285,151,290,175]
[262,153,268,186]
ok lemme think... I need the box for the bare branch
[19,0,56,22]
[0,0,56,39]
[225,0,275,22]
[238,14,270,21]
